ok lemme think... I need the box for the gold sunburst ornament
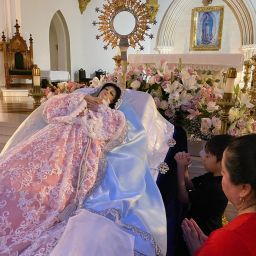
[92,0,158,51]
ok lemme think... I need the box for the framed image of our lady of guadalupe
[190,6,224,51]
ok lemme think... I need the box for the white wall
[0,0,256,86]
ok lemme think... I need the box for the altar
[41,70,70,83]
[128,53,244,72]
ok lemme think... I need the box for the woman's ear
[240,183,253,199]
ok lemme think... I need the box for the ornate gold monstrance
[93,0,159,87]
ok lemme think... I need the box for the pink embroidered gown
[0,93,126,255]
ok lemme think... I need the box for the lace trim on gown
[83,121,128,203]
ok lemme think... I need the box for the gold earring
[239,197,245,203]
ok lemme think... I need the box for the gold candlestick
[29,65,44,108]
[242,59,252,93]
[250,55,256,88]
[249,55,256,118]
[218,67,237,134]
[218,93,236,134]
[177,57,183,72]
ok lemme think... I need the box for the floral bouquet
[109,61,255,139]
[42,81,85,102]
[41,62,256,139]
[189,85,256,139]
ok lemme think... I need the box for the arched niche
[49,10,71,73]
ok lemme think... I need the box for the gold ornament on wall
[92,0,159,88]
[92,0,158,50]
[78,0,91,14]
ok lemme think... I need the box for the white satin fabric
[122,89,174,178]
[51,209,134,256]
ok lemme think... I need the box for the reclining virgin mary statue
[0,82,174,256]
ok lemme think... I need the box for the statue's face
[98,86,117,105]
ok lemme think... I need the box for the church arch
[49,10,71,73]
[156,0,254,52]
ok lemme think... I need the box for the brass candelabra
[217,93,236,134]
[249,55,256,118]
[29,65,44,108]
[242,59,252,93]
[217,67,237,134]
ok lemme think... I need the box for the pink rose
[200,118,212,133]
[237,119,246,129]
[252,121,256,132]
[163,73,171,81]
[164,108,174,118]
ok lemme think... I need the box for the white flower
[213,87,224,98]
[212,116,221,129]
[164,81,182,94]
[200,118,212,134]
[228,108,241,123]
[89,77,101,88]
[130,80,141,89]
[181,70,191,81]
[159,100,169,110]
[240,93,254,108]
[57,82,68,91]
[168,91,180,104]
[182,75,198,90]
[206,101,219,112]
[180,91,193,105]
[148,76,156,85]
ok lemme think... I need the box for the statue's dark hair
[98,83,121,109]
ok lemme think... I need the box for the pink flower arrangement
[42,62,256,139]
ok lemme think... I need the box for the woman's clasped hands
[84,95,103,112]
[182,218,208,255]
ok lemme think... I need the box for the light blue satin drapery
[84,102,167,256]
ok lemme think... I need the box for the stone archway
[49,10,71,73]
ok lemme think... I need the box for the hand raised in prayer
[174,152,191,167]
[181,218,208,255]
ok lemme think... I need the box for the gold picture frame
[190,6,224,51]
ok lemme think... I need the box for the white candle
[224,77,235,93]
[33,76,41,86]
[224,67,237,94]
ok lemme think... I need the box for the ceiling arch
[156,0,254,51]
